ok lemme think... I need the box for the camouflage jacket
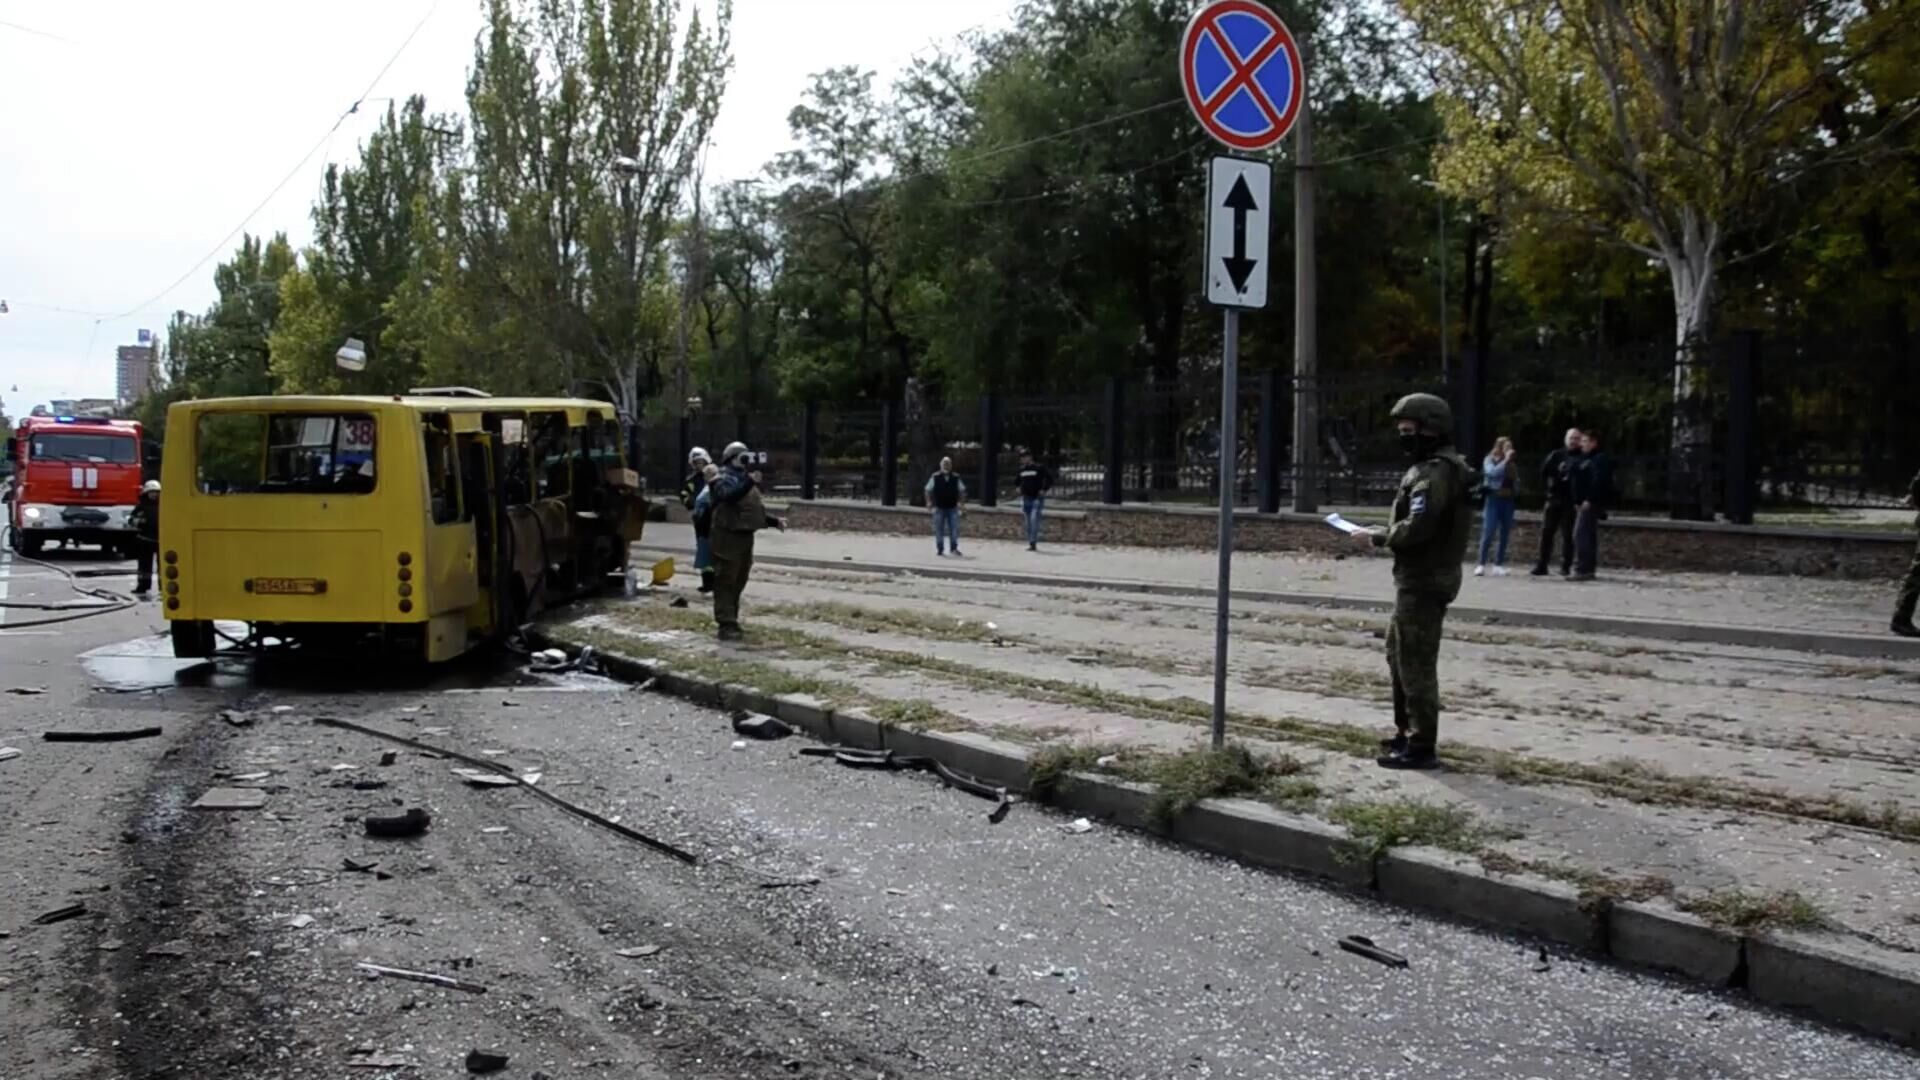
[1373,446,1475,599]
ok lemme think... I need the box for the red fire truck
[5,414,146,556]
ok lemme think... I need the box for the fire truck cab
[5,414,145,556]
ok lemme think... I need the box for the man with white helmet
[707,441,784,640]
[129,479,162,596]
[682,447,715,593]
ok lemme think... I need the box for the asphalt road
[2,546,1917,1079]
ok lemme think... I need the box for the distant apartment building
[116,343,157,403]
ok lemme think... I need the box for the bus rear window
[30,433,138,464]
[196,413,378,494]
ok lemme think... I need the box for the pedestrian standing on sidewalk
[709,442,785,641]
[1532,428,1583,577]
[1350,393,1474,770]
[1475,436,1517,577]
[129,480,161,595]
[682,447,714,593]
[1016,449,1053,551]
[690,463,720,593]
[1891,464,1920,638]
[1571,429,1615,581]
[926,456,967,557]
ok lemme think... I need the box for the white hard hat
[141,480,161,494]
[721,441,749,464]
[688,446,710,466]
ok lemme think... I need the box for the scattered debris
[288,914,315,930]
[0,747,21,763]
[885,887,910,897]
[351,780,389,791]
[799,745,1014,823]
[670,596,689,608]
[1009,996,1041,1009]
[6,686,48,695]
[730,740,749,751]
[346,1053,416,1070]
[145,941,188,959]
[1066,655,1099,665]
[453,768,519,788]
[481,827,509,835]
[520,771,542,786]
[220,709,253,727]
[615,945,663,958]
[1531,945,1552,974]
[1096,892,1119,911]
[637,677,659,692]
[98,940,125,952]
[363,808,433,839]
[1337,935,1409,969]
[464,1050,510,1074]
[380,751,399,767]
[42,726,162,743]
[356,961,487,995]
[530,648,569,670]
[231,771,271,782]
[32,903,88,926]
[315,716,698,865]
[342,857,380,874]
[422,727,452,737]
[731,712,793,740]
[192,787,268,811]
[1060,818,1094,835]
[757,877,821,890]
[269,705,295,714]
[1094,755,1120,768]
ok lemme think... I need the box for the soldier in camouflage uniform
[1894,466,1920,639]
[708,442,785,642]
[1352,393,1476,769]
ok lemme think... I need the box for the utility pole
[1289,77,1317,513]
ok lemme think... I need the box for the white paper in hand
[1324,513,1370,536]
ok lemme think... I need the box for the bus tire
[17,532,42,556]
[170,620,215,659]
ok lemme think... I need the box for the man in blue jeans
[1016,449,1053,551]
[925,456,967,556]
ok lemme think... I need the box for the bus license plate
[251,577,325,595]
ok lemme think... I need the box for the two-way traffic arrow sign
[1205,156,1271,309]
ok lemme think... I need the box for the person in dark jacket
[1531,428,1583,577]
[129,480,161,595]
[1016,450,1053,551]
[1891,465,1920,638]
[1570,430,1615,581]
[925,457,967,557]
[681,447,714,593]
[1351,393,1475,770]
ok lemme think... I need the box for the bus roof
[172,395,618,415]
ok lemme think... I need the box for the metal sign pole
[1212,307,1239,748]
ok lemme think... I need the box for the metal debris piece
[192,787,268,811]
[1060,818,1094,835]
[615,945,663,958]
[801,745,1015,823]
[350,780,389,791]
[220,710,253,727]
[379,751,398,767]
[481,827,509,835]
[363,808,433,839]
[757,877,821,890]
[730,740,748,751]
[1337,935,1408,969]
[453,768,519,788]
[0,746,21,763]
[145,941,188,959]
[269,705,294,714]
[342,857,380,874]
[346,1053,416,1069]
[288,914,315,930]
[32,903,88,926]
[464,1049,509,1073]
[356,961,487,994]
[231,771,271,782]
[669,596,689,608]
[731,712,793,740]
[42,727,163,743]
[6,686,48,695]
[1531,945,1552,973]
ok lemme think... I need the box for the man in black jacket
[681,448,714,593]
[1531,427,1583,577]
[129,480,161,595]
[1570,430,1615,581]
[1016,450,1053,551]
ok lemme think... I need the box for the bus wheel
[170,620,215,659]
[17,533,42,556]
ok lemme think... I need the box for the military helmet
[1390,393,1454,437]
[688,446,710,466]
[721,441,750,465]
[142,480,162,495]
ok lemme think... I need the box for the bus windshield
[30,432,138,464]
[196,412,379,494]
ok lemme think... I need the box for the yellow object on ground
[651,557,675,586]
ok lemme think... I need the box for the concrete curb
[539,628,1920,1049]
[637,546,1920,660]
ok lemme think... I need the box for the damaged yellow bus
[158,391,647,662]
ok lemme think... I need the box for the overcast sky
[0,0,1012,417]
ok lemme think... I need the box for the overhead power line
[102,0,442,323]
[0,16,75,43]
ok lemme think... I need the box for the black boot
[1377,746,1441,770]
[1379,733,1408,754]
[717,622,744,642]
[699,571,714,594]
[1893,617,1919,639]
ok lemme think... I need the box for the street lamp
[1414,177,1447,385]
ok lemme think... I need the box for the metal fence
[638,335,1918,518]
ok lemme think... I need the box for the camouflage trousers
[710,532,756,629]
[1897,534,1920,624]
[1387,589,1451,752]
